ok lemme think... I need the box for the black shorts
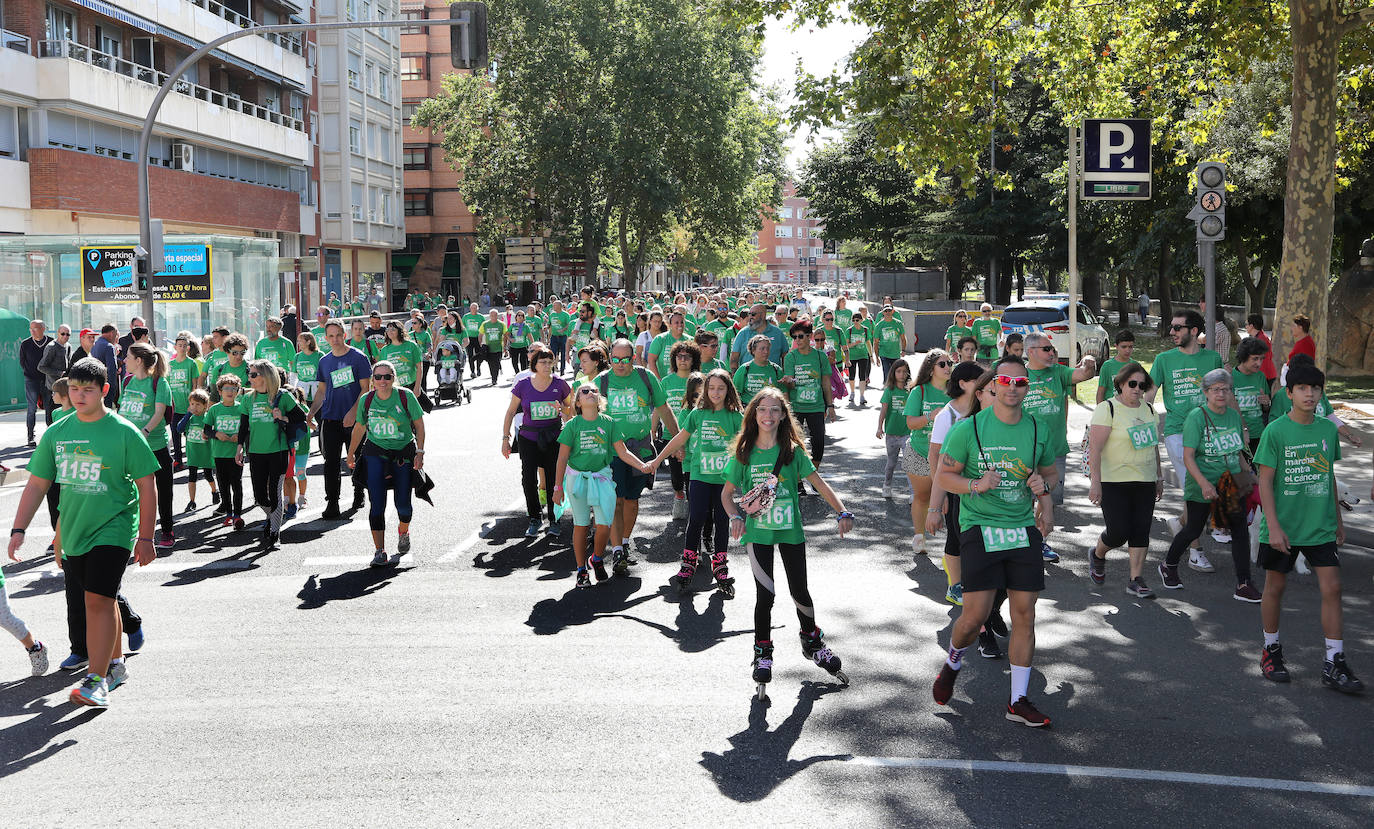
[958,525,1046,593]
[1258,541,1340,574]
[944,493,962,558]
[612,456,650,501]
[64,544,131,599]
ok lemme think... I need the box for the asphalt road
[2,356,1372,827]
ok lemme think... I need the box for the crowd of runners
[2,285,1363,725]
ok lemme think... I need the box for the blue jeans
[549,336,568,372]
[365,453,413,531]
[25,376,49,439]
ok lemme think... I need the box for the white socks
[1326,638,1343,661]
[946,645,967,671]
[1264,631,1280,648]
[1010,664,1031,702]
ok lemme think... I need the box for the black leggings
[485,350,503,382]
[748,541,816,641]
[1166,499,1251,583]
[466,338,483,375]
[510,347,528,374]
[170,410,188,466]
[686,479,725,555]
[152,447,174,534]
[797,410,827,467]
[248,450,288,533]
[517,434,557,522]
[669,456,687,494]
[215,457,244,516]
[1099,481,1156,548]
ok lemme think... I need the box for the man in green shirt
[1022,331,1096,560]
[1096,329,1136,404]
[8,357,159,708]
[1254,362,1362,692]
[462,302,486,380]
[647,310,690,379]
[308,307,332,343]
[598,340,678,574]
[873,305,908,381]
[254,316,297,374]
[971,303,1002,362]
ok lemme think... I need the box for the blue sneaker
[106,661,127,692]
[59,652,88,672]
[1041,541,1060,564]
[284,503,298,521]
[945,582,964,606]
[70,674,109,707]
[127,626,145,652]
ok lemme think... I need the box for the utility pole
[988,70,997,306]
[136,7,486,343]
[1067,125,1079,363]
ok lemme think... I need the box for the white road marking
[300,555,384,567]
[846,756,1374,797]
[437,497,528,563]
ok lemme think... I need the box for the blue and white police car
[999,297,1110,365]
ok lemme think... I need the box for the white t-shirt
[929,401,970,448]
[634,330,653,353]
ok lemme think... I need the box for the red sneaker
[933,663,960,705]
[1006,697,1051,728]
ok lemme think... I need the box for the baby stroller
[435,339,472,406]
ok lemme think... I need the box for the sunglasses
[1035,345,1056,352]
[1124,379,1147,389]
[610,356,632,365]
[792,333,810,339]
[230,350,246,356]
[994,374,1031,387]
[578,388,598,396]
[935,360,951,368]
[59,332,70,337]
[247,372,261,378]
[373,374,394,380]
[1169,324,1187,332]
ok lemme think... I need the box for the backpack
[598,366,654,403]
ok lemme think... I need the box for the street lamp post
[136,14,481,343]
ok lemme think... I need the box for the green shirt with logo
[1180,405,1246,503]
[118,375,173,452]
[1023,363,1074,455]
[648,332,689,376]
[558,413,624,472]
[255,336,297,373]
[783,348,832,414]
[1231,368,1270,437]
[681,408,744,484]
[239,390,301,455]
[904,383,951,454]
[207,400,243,460]
[1254,413,1341,546]
[359,389,421,451]
[379,341,424,387]
[723,444,816,545]
[971,318,1001,356]
[1149,348,1223,436]
[874,319,906,359]
[597,369,666,447]
[882,387,912,437]
[733,361,781,402]
[941,408,1055,531]
[167,357,200,413]
[462,313,484,339]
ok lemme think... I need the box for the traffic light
[1190,161,1227,242]
[450,2,489,70]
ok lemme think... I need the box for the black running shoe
[1158,562,1183,590]
[978,629,1002,659]
[1322,653,1364,694]
[575,569,591,589]
[933,663,960,705]
[1089,553,1106,585]
[986,611,1009,638]
[1261,642,1290,683]
[590,557,608,583]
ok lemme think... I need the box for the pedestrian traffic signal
[1191,161,1227,242]
[450,2,489,70]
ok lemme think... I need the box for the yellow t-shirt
[1089,398,1159,483]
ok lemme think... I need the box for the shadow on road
[699,681,851,802]
[296,565,413,609]
[524,576,658,635]
[0,675,102,780]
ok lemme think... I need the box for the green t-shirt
[295,351,323,391]
[117,375,173,452]
[209,360,250,397]
[358,389,421,451]
[479,320,507,350]
[945,324,972,349]
[833,308,854,328]
[882,387,912,436]
[598,369,666,446]
[347,337,377,361]
[548,311,572,337]
[462,313,484,339]
[207,400,243,460]
[662,372,690,418]
[379,341,424,387]
[1231,368,1270,437]
[411,328,433,354]
[239,390,301,455]
[309,325,328,343]
[1023,363,1074,455]
[723,444,817,545]
[783,348,832,414]
[971,318,1001,355]
[255,336,297,373]
[840,321,873,360]
[733,361,781,402]
[904,383,951,454]
[203,349,229,378]
[558,413,623,472]
[1097,358,1128,392]
[53,406,76,423]
[873,318,906,358]
[1269,388,1332,420]
[941,408,1055,531]
[681,408,744,484]
[648,332,689,376]
[705,320,734,340]
[1149,348,1223,436]
[167,357,200,413]
[1180,405,1246,503]
[508,321,533,349]
[568,320,598,350]
[1255,413,1341,546]
[184,410,214,469]
[28,411,161,557]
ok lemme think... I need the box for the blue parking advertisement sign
[81,244,213,304]
[1081,118,1152,200]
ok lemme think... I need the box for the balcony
[116,0,311,88]
[2,29,29,53]
[37,40,309,163]
[185,0,304,56]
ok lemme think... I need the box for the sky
[758,12,870,175]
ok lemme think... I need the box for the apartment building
[314,0,403,311]
[393,0,478,303]
[756,180,857,286]
[0,0,314,336]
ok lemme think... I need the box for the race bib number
[1236,390,1258,411]
[609,387,638,415]
[298,364,317,382]
[188,429,206,444]
[798,386,819,404]
[120,399,146,419]
[1127,421,1157,450]
[170,369,188,387]
[56,454,103,486]
[700,452,729,475]
[1207,429,1245,455]
[754,499,795,531]
[980,525,1029,553]
[530,400,558,421]
[368,416,400,440]
[881,328,896,341]
[215,415,238,433]
[330,366,355,387]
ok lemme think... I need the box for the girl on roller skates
[652,368,744,596]
[721,387,854,697]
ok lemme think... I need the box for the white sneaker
[28,642,48,676]
[1189,550,1216,573]
[672,497,688,520]
[913,534,926,555]
[882,484,893,499]
[1167,516,1182,537]
[1211,528,1232,543]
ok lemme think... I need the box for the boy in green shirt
[1096,329,1135,404]
[8,357,160,708]
[1254,362,1362,693]
[970,303,1002,362]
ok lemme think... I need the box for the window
[774,225,792,238]
[778,206,793,219]
[401,101,420,124]
[367,123,378,157]
[348,119,361,153]
[351,183,363,219]
[46,5,75,41]
[378,71,390,99]
[403,145,428,170]
[401,8,423,33]
[347,53,361,89]
[362,0,372,22]
[289,94,304,122]
[404,192,431,216]
[0,105,18,159]
[795,206,806,220]
[381,192,392,224]
[345,0,357,21]
[401,55,426,81]
[781,246,795,258]
[96,26,121,58]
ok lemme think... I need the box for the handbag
[736,451,787,515]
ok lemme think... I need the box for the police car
[999,297,1110,364]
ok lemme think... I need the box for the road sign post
[1187,162,1228,349]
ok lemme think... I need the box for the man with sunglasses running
[932,355,1058,727]
[1147,310,1223,573]
[1021,332,1095,562]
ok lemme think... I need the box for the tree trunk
[459,234,479,303]
[1082,272,1101,316]
[1015,257,1025,301]
[997,257,1013,306]
[1273,0,1344,367]
[946,243,965,300]
[1044,269,1061,293]
[1155,239,1173,337]
[1116,270,1128,327]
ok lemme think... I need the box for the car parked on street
[999,298,1110,365]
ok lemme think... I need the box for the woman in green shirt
[347,359,426,568]
[347,320,376,361]
[903,350,953,554]
[238,360,303,550]
[781,320,835,478]
[721,387,854,696]
[945,309,972,353]
[167,331,202,471]
[608,309,635,344]
[507,311,533,374]
[409,317,434,392]
[379,322,425,395]
[121,343,177,549]
[876,359,912,500]
[1160,368,1259,600]
[294,332,323,403]
[732,334,782,404]
[660,341,702,520]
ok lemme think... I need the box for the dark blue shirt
[90,338,119,384]
[317,347,373,420]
